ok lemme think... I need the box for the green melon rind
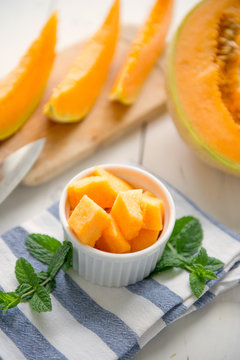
[44,103,85,123]
[166,0,240,175]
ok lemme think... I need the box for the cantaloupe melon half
[44,0,119,122]
[167,0,240,176]
[0,13,57,140]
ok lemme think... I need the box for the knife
[0,138,45,205]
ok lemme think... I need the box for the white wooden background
[0,0,240,359]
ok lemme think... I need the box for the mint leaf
[170,217,203,256]
[15,258,38,287]
[205,257,224,272]
[0,291,20,314]
[190,272,205,298]
[37,271,49,283]
[37,271,56,293]
[29,286,52,313]
[153,250,191,273]
[26,234,61,265]
[192,264,217,280]
[193,247,208,266]
[48,242,72,279]
[16,284,33,302]
[62,241,73,272]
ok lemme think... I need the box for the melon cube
[67,176,116,209]
[92,167,133,194]
[143,191,156,198]
[141,195,164,231]
[68,195,110,247]
[130,229,159,252]
[95,215,130,253]
[111,189,143,240]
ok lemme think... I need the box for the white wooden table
[0,1,240,359]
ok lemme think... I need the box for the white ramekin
[59,164,175,287]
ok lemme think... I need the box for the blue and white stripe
[1,175,240,360]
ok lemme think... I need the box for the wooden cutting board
[0,26,166,186]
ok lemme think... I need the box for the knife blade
[0,138,45,205]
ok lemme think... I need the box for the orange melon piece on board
[141,195,163,231]
[110,0,173,104]
[92,167,133,193]
[44,0,119,122]
[0,13,57,140]
[130,229,159,252]
[111,189,143,240]
[96,215,130,253]
[67,176,116,210]
[68,195,110,247]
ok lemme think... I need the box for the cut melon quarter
[0,12,57,140]
[110,0,173,104]
[68,195,111,247]
[67,176,117,210]
[44,0,120,122]
[111,189,143,240]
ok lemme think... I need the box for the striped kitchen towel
[1,177,240,360]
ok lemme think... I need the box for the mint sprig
[151,216,224,298]
[0,216,224,314]
[0,235,72,314]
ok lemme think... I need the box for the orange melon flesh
[92,167,133,193]
[68,195,111,247]
[67,176,116,210]
[44,0,119,122]
[168,0,240,174]
[130,229,159,252]
[0,13,57,140]
[141,195,163,231]
[110,0,173,104]
[111,189,143,240]
[95,215,130,254]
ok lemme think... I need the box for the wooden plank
[0,26,166,186]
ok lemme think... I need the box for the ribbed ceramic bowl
[59,164,175,287]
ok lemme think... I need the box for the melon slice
[167,0,240,176]
[130,229,159,252]
[110,0,173,104]
[67,176,116,210]
[111,189,143,240]
[92,167,133,193]
[44,0,119,122]
[0,13,57,140]
[141,195,163,231]
[95,215,130,253]
[68,195,110,247]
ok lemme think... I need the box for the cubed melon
[68,195,111,247]
[143,190,156,198]
[95,215,130,253]
[92,167,133,193]
[141,195,164,231]
[130,229,159,252]
[111,189,143,240]
[67,176,116,209]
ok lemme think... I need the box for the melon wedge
[110,0,173,105]
[167,0,240,176]
[44,0,119,122]
[0,13,57,140]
